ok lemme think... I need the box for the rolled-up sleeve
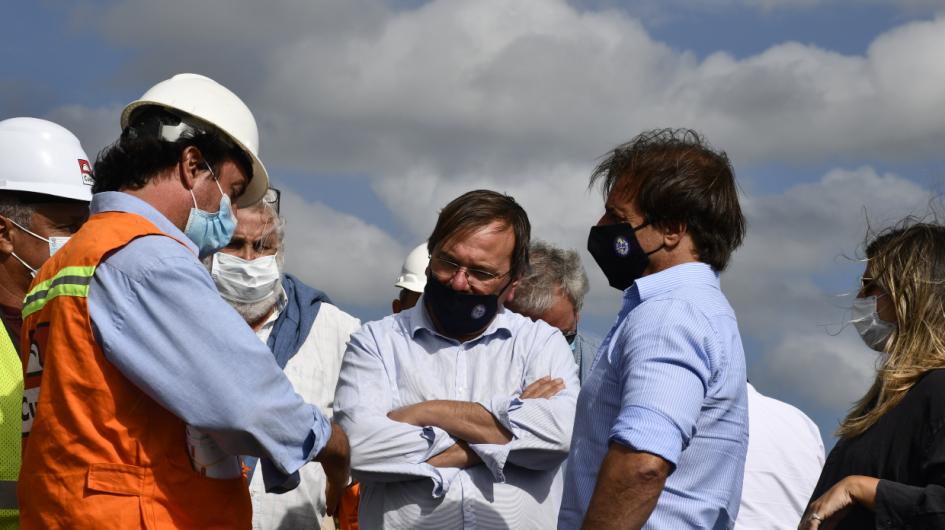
[334,325,459,496]
[88,237,331,475]
[472,330,579,481]
[609,299,714,467]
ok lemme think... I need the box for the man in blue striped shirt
[559,129,749,529]
[335,190,578,529]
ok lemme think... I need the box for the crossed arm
[388,376,566,468]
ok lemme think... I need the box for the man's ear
[178,146,210,191]
[660,221,686,251]
[501,276,520,305]
[0,216,16,257]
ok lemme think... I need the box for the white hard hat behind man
[120,73,269,207]
[0,117,94,201]
[0,116,92,522]
[392,243,429,314]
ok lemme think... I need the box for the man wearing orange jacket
[17,74,349,529]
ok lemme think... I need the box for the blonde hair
[837,221,945,439]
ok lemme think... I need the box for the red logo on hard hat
[78,159,94,185]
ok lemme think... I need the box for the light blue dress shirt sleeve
[88,235,331,475]
[472,329,578,481]
[610,298,714,467]
[334,324,460,496]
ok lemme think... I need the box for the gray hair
[242,198,286,250]
[0,193,37,227]
[512,240,590,315]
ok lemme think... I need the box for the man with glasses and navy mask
[334,189,578,529]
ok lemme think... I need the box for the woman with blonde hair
[800,221,945,529]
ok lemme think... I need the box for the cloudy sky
[6,0,945,447]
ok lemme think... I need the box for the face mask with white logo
[8,219,71,278]
[211,252,281,304]
[851,295,897,352]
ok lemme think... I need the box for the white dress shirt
[248,296,361,530]
[735,383,825,530]
[334,301,579,529]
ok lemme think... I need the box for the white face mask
[851,295,897,352]
[211,252,282,304]
[8,219,71,278]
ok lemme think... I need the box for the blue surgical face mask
[184,164,237,258]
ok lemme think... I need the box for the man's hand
[520,376,565,399]
[426,440,483,469]
[315,421,350,517]
[388,404,426,426]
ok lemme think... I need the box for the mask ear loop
[189,161,222,210]
[6,219,48,278]
[10,251,38,278]
[8,219,51,244]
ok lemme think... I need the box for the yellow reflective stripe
[21,265,96,319]
[23,265,96,302]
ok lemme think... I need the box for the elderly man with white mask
[207,189,361,530]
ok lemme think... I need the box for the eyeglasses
[263,188,281,214]
[430,255,509,287]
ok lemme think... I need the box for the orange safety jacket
[17,211,252,530]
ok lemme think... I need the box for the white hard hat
[395,243,430,293]
[0,117,93,202]
[120,73,269,208]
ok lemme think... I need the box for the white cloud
[250,2,945,173]
[279,189,407,308]
[44,103,122,158]
[643,0,943,13]
[726,167,931,412]
[69,0,945,179]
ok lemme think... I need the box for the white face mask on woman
[210,252,281,304]
[851,295,897,352]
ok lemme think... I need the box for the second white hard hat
[0,117,93,202]
[120,73,269,208]
[395,243,430,293]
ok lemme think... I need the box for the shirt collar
[625,261,719,304]
[405,294,513,343]
[90,191,198,255]
[257,284,288,333]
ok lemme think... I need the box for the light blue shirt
[334,300,579,529]
[571,332,601,384]
[559,262,748,529]
[87,191,331,475]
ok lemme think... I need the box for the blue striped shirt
[559,262,748,529]
[334,302,579,529]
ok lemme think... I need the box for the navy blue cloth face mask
[424,273,510,337]
[587,221,660,291]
